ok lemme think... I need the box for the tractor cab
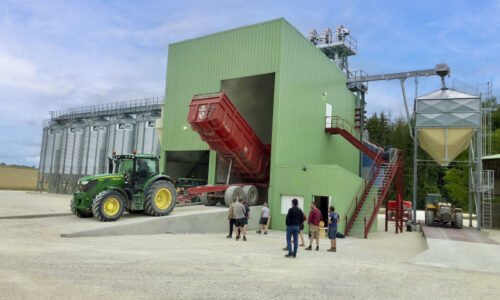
[110,154,159,191]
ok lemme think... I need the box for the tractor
[71,153,177,222]
[424,193,463,229]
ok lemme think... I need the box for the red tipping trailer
[186,92,270,206]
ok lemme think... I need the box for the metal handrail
[361,151,401,237]
[325,116,385,152]
[345,151,383,234]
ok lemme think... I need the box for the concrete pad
[422,224,497,244]
[409,238,500,274]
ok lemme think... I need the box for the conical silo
[416,88,481,166]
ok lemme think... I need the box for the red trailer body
[187,92,270,182]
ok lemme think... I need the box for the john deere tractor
[71,153,176,222]
[424,193,463,229]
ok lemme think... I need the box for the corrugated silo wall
[38,113,162,194]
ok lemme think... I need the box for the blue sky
[0,0,498,166]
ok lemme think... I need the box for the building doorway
[313,196,330,226]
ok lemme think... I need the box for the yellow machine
[424,193,463,229]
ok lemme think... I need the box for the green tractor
[424,193,463,229]
[71,153,177,222]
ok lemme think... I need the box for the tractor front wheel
[454,213,463,229]
[145,181,177,216]
[92,190,125,222]
[425,210,434,226]
[70,197,93,218]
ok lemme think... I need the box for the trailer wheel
[242,185,259,206]
[425,210,434,226]
[92,190,125,222]
[145,180,177,216]
[224,186,244,207]
[70,197,93,218]
[454,213,463,229]
[201,193,218,206]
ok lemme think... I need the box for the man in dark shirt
[285,199,304,258]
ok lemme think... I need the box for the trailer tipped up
[186,92,270,206]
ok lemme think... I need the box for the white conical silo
[416,88,481,166]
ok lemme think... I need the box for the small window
[281,195,304,214]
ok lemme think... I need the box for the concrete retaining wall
[62,205,263,238]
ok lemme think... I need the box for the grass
[0,166,38,191]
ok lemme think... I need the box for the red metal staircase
[325,116,404,238]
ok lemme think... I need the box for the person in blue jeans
[327,206,340,252]
[285,199,304,258]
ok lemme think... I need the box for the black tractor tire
[425,210,434,226]
[144,181,177,216]
[224,186,244,207]
[70,197,93,218]
[454,213,463,229]
[242,185,259,206]
[200,192,219,206]
[92,190,125,222]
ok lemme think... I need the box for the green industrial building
[161,18,367,233]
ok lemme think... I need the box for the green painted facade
[163,18,365,231]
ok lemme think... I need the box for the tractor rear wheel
[70,197,93,218]
[145,181,177,216]
[425,210,434,225]
[454,213,463,229]
[242,185,259,206]
[92,190,125,222]
[224,186,244,207]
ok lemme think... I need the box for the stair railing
[345,151,383,235]
[362,150,401,238]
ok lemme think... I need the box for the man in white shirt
[256,202,270,235]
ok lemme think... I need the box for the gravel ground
[0,191,499,299]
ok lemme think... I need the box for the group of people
[226,197,251,241]
[284,199,339,258]
[226,197,339,259]
[227,198,270,241]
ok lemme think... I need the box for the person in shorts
[226,199,237,238]
[305,202,321,251]
[233,198,247,241]
[327,206,340,252]
[257,202,270,234]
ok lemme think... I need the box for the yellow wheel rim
[155,188,172,210]
[103,197,120,217]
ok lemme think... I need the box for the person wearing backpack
[327,206,340,252]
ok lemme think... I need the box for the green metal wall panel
[271,22,359,171]
[163,19,283,152]
[269,164,364,232]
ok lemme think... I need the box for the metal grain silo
[39,123,50,174]
[44,124,64,174]
[61,122,85,175]
[135,113,161,155]
[82,119,109,175]
[107,116,135,156]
